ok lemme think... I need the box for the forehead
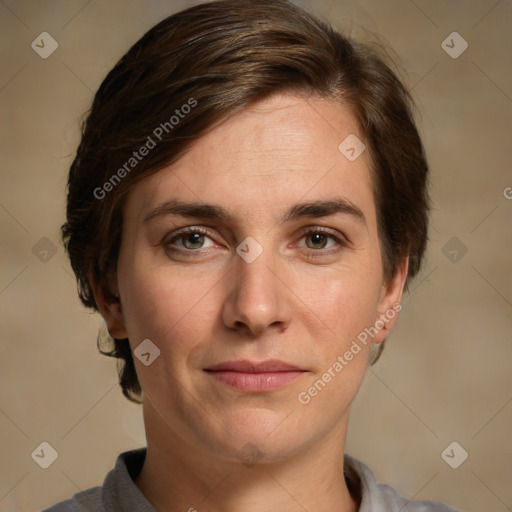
[124,92,376,226]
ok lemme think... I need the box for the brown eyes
[164,226,346,256]
[304,231,332,250]
[176,230,211,250]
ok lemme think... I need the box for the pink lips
[204,359,306,392]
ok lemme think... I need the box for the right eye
[164,227,217,252]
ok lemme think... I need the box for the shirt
[42,448,460,511]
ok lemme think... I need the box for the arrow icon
[31,32,59,59]
[237,442,264,467]
[236,237,263,263]
[32,237,57,262]
[338,134,366,161]
[31,441,58,468]
[441,441,468,469]
[134,339,161,366]
[441,32,468,59]
[442,236,467,263]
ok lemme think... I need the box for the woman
[47,0,459,510]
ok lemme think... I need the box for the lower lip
[206,371,305,392]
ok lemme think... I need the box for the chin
[210,435,304,467]
[200,414,308,465]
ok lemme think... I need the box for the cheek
[300,275,378,382]
[118,253,220,356]
[292,266,381,342]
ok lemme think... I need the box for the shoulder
[41,486,103,512]
[345,454,461,512]
[41,448,152,512]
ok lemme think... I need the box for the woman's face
[109,92,406,463]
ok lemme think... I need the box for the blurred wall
[1,1,511,511]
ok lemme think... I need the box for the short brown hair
[61,0,430,403]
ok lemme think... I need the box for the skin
[91,92,408,512]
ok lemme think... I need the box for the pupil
[185,233,203,248]
[309,233,326,248]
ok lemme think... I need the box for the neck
[134,401,359,512]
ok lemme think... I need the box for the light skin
[91,92,408,512]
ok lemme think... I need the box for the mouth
[204,359,307,392]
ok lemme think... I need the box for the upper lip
[205,359,304,373]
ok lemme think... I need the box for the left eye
[302,231,339,250]
[169,229,215,250]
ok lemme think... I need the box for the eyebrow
[143,198,366,226]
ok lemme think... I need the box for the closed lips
[204,359,305,372]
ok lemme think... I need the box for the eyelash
[163,226,347,257]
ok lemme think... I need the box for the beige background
[1,0,511,511]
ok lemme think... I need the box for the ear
[88,272,128,340]
[372,256,408,344]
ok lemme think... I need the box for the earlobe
[88,272,128,340]
[372,256,409,344]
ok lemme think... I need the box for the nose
[221,245,292,337]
